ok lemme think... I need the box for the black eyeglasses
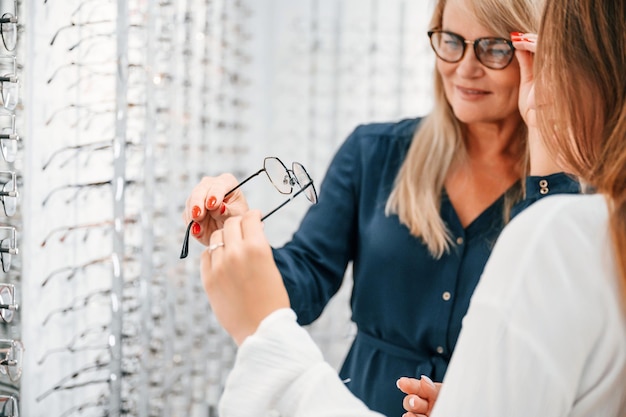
[0,283,17,323]
[180,157,318,259]
[0,56,18,111]
[428,29,515,70]
[0,0,17,52]
[0,170,18,217]
[0,113,19,163]
[0,226,17,273]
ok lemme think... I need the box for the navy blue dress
[273,118,580,416]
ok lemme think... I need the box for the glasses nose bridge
[284,168,298,187]
[458,37,482,63]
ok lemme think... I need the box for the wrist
[528,128,561,175]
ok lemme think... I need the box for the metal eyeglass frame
[0,170,18,217]
[0,338,23,382]
[179,156,318,259]
[0,226,18,273]
[0,283,17,323]
[0,113,19,163]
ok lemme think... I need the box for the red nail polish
[220,204,226,215]
[510,31,524,37]
[207,196,217,209]
[191,222,201,235]
[192,206,201,219]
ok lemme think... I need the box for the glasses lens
[0,286,13,323]
[0,128,16,163]
[476,38,514,69]
[2,180,15,216]
[429,31,464,63]
[292,163,317,203]
[264,157,292,195]
[1,240,11,273]
[0,136,17,162]
[1,81,17,111]
[0,13,16,52]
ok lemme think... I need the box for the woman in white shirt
[198,0,626,416]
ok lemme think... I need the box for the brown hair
[535,0,626,302]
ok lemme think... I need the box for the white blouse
[219,194,626,417]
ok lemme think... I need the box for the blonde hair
[535,0,626,303]
[385,0,542,257]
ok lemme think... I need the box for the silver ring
[208,242,225,253]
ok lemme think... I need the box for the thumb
[397,375,440,414]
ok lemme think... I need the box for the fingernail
[396,378,402,389]
[207,196,217,209]
[192,205,201,219]
[420,374,435,388]
[510,31,524,37]
[220,203,226,215]
[409,397,415,408]
[191,222,201,235]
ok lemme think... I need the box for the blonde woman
[184,0,579,414]
[199,0,626,415]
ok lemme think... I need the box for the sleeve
[510,172,580,218]
[273,128,363,324]
[219,309,385,417]
[430,200,603,417]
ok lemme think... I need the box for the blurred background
[2,0,435,415]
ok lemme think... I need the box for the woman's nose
[455,46,484,77]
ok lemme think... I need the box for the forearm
[220,309,383,417]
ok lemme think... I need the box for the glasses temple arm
[261,181,314,221]
[179,221,193,259]
[225,168,264,197]
[181,168,267,259]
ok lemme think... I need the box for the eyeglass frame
[0,0,17,52]
[0,226,17,273]
[0,395,18,417]
[0,283,17,323]
[0,56,18,111]
[180,156,318,259]
[0,113,19,163]
[0,338,23,382]
[427,29,515,70]
[0,170,18,217]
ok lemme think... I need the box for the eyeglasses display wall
[17,0,433,416]
[0,0,21,416]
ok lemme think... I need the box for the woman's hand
[200,210,290,346]
[183,174,250,247]
[513,33,561,175]
[512,32,537,128]
[397,376,441,417]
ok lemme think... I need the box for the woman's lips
[456,86,490,99]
